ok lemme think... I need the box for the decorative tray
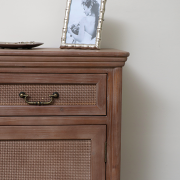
[0,42,43,49]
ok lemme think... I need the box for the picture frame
[60,0,107,49]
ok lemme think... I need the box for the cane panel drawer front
[0,73,106,116]
[0,125,106,180]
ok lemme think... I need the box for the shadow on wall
[120,66,163,180]
[101,18,127,49]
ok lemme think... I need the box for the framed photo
[60,0,107,49]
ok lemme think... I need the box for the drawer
[0,125,106,180]
[0,74,106,116]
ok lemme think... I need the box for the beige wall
[1,0,180,180]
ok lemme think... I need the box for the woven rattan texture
[0,84,96,105]
[0,140,91,180]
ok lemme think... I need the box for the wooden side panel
[111,68,122,180]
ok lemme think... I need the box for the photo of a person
[66,0,100,44]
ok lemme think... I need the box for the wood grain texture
[0,56,127,62]
[0,48,129,68]
[0,61,125,68]
[0,48,130,57]
[0,73,105,83]
[106,70,113,180]
[0,67,112,74]
[0,116,108,126]
[111,68,122,180]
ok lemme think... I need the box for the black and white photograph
[66,0,101,45]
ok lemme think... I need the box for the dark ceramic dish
[0,42,43,49]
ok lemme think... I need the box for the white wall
[1,0,180,180]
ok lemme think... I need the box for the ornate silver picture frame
[60,0,107,49]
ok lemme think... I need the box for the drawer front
[0,125,106,180]
[0,74,106,116]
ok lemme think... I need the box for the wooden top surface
[0,48,130,57]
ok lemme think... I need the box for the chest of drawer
[0,73,106,116]
[0,48,129,180]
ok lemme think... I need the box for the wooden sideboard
[0,48,129,180]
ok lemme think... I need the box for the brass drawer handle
[19,92,59,105]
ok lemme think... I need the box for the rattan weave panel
[0,84,96,105]
[0,140,91,180]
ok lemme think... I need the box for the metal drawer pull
[19,92,59,105]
